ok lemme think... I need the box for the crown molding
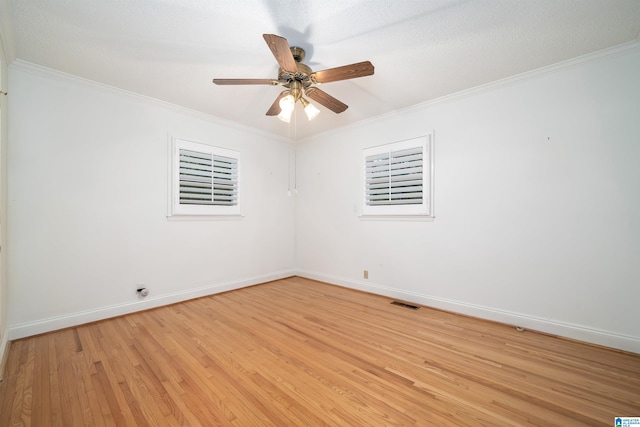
[9,59,292,144]
[300,40,640,144]
[7,38,640,146]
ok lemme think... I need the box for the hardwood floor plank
[91,360,127,426]
[1,277,639,426]
[46,335,63,427]
[32,335,51,426]
[0,341,21,424]
[19,338,35,426]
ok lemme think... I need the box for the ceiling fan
[212,34,374,123]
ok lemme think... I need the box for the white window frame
[362,134,434,219]
[169,138,241,218]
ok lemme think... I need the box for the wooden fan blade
[305,88,348,114]
[212,78,277,85]
[263,34,298,73]
[266,92,288,116]
[311,61,374,84]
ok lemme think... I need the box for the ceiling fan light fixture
[213,34,375,122]
[300,97,320,121]
[279,93,295,113]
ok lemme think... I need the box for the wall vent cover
[390,301,420,310]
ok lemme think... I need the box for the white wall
[5,44,640,353]
[0,19,9,376]
[295,46,640,353]
[7,64,296,338]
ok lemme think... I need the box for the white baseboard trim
[8,270,296,340]
[296,270,640,354]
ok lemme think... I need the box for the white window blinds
[365,146,423,206]
[171,139,241,216]
[362,135,433,217]
[179,149,238,206]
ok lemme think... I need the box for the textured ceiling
[4,0,640,139]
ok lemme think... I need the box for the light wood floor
[1,277,639,426]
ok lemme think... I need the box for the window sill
[358,215,435,222]
[167,214,244,221]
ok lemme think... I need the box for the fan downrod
[290,46,305,62]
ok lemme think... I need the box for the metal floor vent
[390,301,420,310]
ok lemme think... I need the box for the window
[170,138,241,217]
[362,134,433,217]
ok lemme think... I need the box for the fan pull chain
[293,105,298,193]
[287,107,293,195]
[287,147,291,194]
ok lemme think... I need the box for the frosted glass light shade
[277,108,293,123]
[279,94,295,112]
[304,102,320,120]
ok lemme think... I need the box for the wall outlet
[363,270,368,279]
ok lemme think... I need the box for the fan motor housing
[278,62,312,88]
[278,47,313,88]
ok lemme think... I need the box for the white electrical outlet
[363,270,368,279]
